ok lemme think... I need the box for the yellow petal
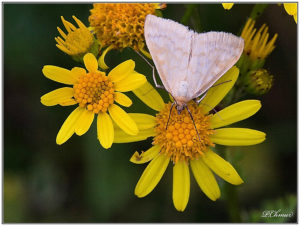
[97,112,114,149]
[210,100,261,129]
[72,15,87,29]
[114,72,146,92]
[201,66,239,114]
[222,3,234,10]
[71,67,86,80]
[190,158,220,201]
[127,113,156,130]
[294,13,297,23]
[211,128,266,146]
[108,59,135,83]
[133,81,165,112]
[130,145,161,164]
[284,3,297,15]
[113,113,156,143]
[108,104,138,135]
[114,127,155,143]
[98,45,113,70]
[135,154,170,197]
[202,149,243,185]
[56,44,72,55]
[57,26,67,39]
[59,99,77,106]
[42,65,78,85]
[74,109,94,136]
[41,87,74,106]
[83,53,98,73]
[173,161,190,212]
[56,107,85,145]
[61,16,71,33]
[114,92,132,107]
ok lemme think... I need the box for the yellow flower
[41,53,146,149]
[241,18,278,61]
[88,3,165,68]
[283,3,297,23]
[222,3,234,10]
[55,16,99,61]
[115,67,266,211]
[89,3,165,51]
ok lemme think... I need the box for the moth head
[176,102,186,115]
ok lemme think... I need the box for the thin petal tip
[56,139,63,145]
[99,137,112,149]
[174,207,185,212]
[134,189,145,198]
[130,151,141,163]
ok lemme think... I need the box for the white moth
[144,14,244,113]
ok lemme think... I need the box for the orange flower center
[64,28,94,55]
[153,102,215,163]
[73,71,114,113]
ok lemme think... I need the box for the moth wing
[187,32,244,99]
[144,14,193,95]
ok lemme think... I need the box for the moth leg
[194,92,207,105]
[186,106,201,142]
[152,69,165,89]
[193,79,232,105]
[194,97,224,121]
[134,50,165,89]
[165,102,175,130]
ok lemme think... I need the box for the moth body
[174,81,189,113]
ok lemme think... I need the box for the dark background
[4,3,297,222]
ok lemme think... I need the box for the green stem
[249,4,268,20]
[218,146,242,222]
[223,182,242,222]
[237,4,269,36]
[191,5,202,32]
[181,4,197,26]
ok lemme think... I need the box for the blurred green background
[4,3,297,223]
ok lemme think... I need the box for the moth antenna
[194,94,223,121]
[198,102,224,121]
[165,102,175,130]
[186,105,201,142]
[210,80,232,88]
[134,50,165,90]
[193,79,231,121]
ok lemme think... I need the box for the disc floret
[153,102,215,163]
[73,71,114,113]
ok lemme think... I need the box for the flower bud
[244,69,274,95]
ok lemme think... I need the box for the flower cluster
[89,3,165,51]
[233,18,277,96]
[41,4,271,213]
[89,3,166,68]
[116,67,265,211]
